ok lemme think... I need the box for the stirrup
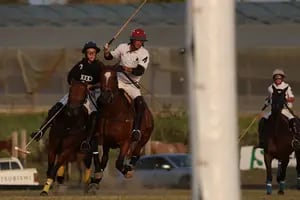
[80,140,91,152]
[292,138,300,150]
[131,129,141,141]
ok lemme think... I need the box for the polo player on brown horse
[257,69,300,149]
[30,41,105,195]
[257,69,300,195]
[97,64,153,177]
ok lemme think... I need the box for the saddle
[120,89,152,129]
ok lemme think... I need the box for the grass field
[0,189,300,200]
[243,189,300,200]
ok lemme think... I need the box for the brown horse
[40,80,89,196]
[95,65,154,180]
[264,86,300,195]
[0,139,12,154]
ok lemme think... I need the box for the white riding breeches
[118,81,141,99]
[59,89,101,114]
[263,108,294,120]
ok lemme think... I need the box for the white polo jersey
[268,82,294,107]
[263,81,295,119]
[110,43,150,84]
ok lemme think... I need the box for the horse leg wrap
[43,178,54,193]
[57,166,65,177]
[279,181,285,192]
[266,182,272,195]
[94,171,103,182]
[129,156,140,166]
[56,165,66,184]
[297,177,300,190]
[122,165,132,174]
[83,168,92,184]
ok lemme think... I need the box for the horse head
[271,85,288,116]
[65,80,88,117]
[98,65,119,105]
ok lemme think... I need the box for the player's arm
[104,43,122,60]
[131,52,149,76]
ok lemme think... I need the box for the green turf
[242,189,300,200]
[1,189,300,200]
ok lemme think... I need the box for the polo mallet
[14,105,65,154]
[107,0,147,45]
[238,104,268,142]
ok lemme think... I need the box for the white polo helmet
[272,69,285,78]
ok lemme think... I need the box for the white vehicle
[0,157,39,186]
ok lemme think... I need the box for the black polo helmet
[82,41,100,53]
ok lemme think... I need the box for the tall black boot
[290,118,300,150]
[81,111,99,152]
[132,96,146,141]
[290,118,300,135]
[257,118,266,148]
[31,102,63,141]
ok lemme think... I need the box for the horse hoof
[87,183,98,195]
[124,170,134,179]
[40,191,48,196]
[278,190,284,195]
[83,184,89,194]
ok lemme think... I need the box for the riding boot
[289,118,300,149]
[257,118,267,148]
[31,102,63,141]
[81,111,99,152]
[290,118,299,135]
[132,96,146,142]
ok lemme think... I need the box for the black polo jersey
[67,58,103,85]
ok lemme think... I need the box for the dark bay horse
[264,86,300,195]
[40,80,90,196]
[95,65,154,180]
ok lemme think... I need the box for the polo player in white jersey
[257,68,298,148]
[104,28,150,141]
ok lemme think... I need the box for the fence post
[20,129,27,167]
[11,131,18,158]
